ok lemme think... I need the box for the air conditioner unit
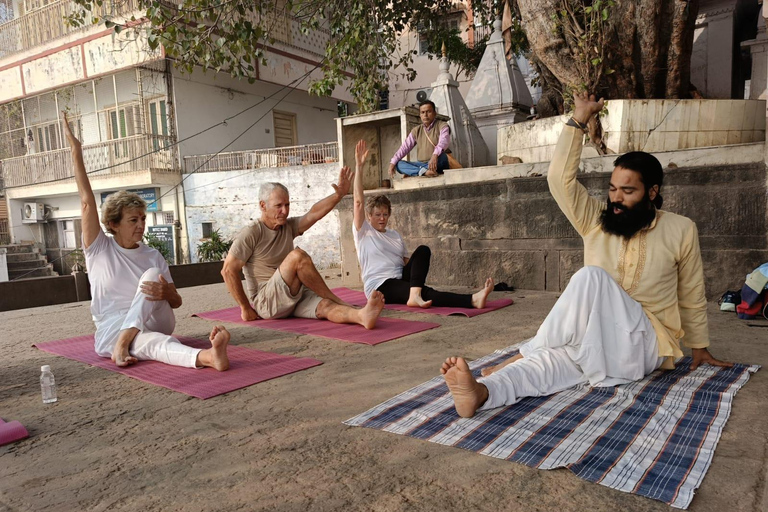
[22,202,44,223]
[416,89,430,103]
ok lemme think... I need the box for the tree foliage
[69,0,496,112]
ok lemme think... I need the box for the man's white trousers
[480,266,663,410]
[93,267,200,368]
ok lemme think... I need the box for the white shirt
[353,220,408,298]
[84,229,172,322]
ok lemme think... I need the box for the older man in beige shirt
[441,92,732,418]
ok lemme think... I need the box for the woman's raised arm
[62,112,100,248]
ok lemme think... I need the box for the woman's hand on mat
[689,348,734,371]
[355,139,369,168]
[241,305,259,322]
[141,275,175,301]
[332,166,353,198]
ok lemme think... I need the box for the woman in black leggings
[377,245,493,308]
[352,139,493,309]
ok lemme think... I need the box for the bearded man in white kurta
[441,92,733,418]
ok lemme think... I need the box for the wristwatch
[565,117,589,132]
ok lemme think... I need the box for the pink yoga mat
[0,418,29,447]
[34,336,322,400]
[192,309,440,345]
[331,287,514,317]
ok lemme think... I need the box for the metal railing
[184,141,338,174]
[2,133,178,188]
[0,0,141,58]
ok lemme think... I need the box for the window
[59,219,77,249]
[147,98,169,151]
[34,122,60,153]
[273,111,297,147]
[107,104,139,140]
[202,222,213,238]
[158,211,174,225]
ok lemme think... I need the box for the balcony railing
[184,141,338,174]
[2,134,177,188]
[0,0,141,58]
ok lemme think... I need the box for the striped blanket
[344,343,760,509]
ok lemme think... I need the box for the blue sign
[101,188,160,212]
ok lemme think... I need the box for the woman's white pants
[479,266,663,410]
[93,268,200,368]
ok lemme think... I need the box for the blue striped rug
[344,343,760,509]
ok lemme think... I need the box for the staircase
[1,244,59,280]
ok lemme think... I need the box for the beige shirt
[548,125,710,369]
[229,217,301,303]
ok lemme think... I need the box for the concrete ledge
[391,142,766,191]
[0,275,78,312]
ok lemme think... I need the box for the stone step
[6,258,49,271]
[0,244,38,254]
[6,252,42,263]
[8,265,57,280]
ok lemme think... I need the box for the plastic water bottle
[40,365,57,404]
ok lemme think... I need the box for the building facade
[0,0,352,272]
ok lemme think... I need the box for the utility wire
[8,63,321,281]
[1,62,321,192]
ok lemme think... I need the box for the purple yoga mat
[192,308,440,345]
[331,287,514,317]
[34,335,322,400]
[0,418,29,447]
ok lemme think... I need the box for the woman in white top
[63,113,229,370]
[352,139,493,308]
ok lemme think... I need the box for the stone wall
[183,162,342,268]
[339,162,768,299]
[498,100,767,164]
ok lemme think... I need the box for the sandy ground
[1,279,766,512]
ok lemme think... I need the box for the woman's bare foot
[407,290,433,309]
[112,328,139,367]
[359,291,385,329]
[197,325,230,371]
[471,278,494,309]
[440,357,489,418]
[480,353,524,377]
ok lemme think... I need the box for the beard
[600,195,657,238]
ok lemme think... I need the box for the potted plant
[196,229,233,262]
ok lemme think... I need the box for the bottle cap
[41,365,51,372]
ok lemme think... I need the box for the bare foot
[471,277,494,309]
[480,353,523,377]
[407,294,433,309]
[423,170,438,177]
[209,325,230,371]
[359,291,385,329]
[440,357,489,418]
[112,328,139,367]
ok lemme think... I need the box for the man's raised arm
[547,92,605,237]
[297,166,353,235]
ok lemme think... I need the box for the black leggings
[376,245,473,308]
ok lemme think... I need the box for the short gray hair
[259,182,289,203]
[101,191,146,234]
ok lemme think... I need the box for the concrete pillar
[72,269,90,301]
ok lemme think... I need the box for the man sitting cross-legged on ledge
[441,92,733,418]
[221,173,384,329]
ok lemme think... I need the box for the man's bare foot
[407,292,433,309]
[480,353,523,377]
[441,357,489,418]
[423,170,438,177]
[197,325,231,371]
[471,277,494,309]
[359,291,385,329]
[112,328,139,367]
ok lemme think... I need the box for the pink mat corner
[0,417,29,447]
[33,335,322,400]
[193,309,440,345]
[332,287,514,317]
